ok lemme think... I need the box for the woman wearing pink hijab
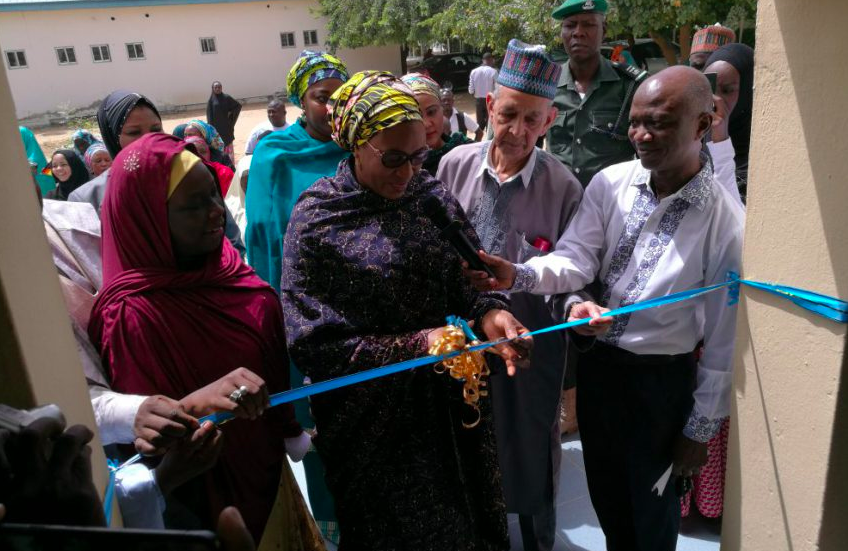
[88,133,322,548]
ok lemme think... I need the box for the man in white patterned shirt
[464,66,745,551]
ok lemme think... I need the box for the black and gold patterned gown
[281,158,509,551]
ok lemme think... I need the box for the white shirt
[244,120,288,155]
[115,463,166,529]
[469,65,498,99]
[514,157,745,441]
[706,139,743,206]
[447,109,479,135]
[43,201,147,446]
[477,142,536,187]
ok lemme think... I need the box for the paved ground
[290,432,722,551]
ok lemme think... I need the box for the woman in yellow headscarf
[280,71,531,550]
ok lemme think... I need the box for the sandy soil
[32,93,479,166]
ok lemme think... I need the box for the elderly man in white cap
[437,39,583,551]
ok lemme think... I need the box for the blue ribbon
[112,276,847,474]
[741,279,848,323]
[103,458,119,526]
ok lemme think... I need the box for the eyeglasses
[365,141,430,169]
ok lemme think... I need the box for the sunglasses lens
[410,149,429,166]
[380,148,430,168]
[381,152,407,168]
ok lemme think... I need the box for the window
[200,37,217,54]
[5,50,27,69]
[303,30,318,46]
[56,46,77,65]
[280,32,296,49]
[450,55,467,68]
[126,42,145,60]
[91,44,111,63]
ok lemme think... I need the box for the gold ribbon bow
[428,324,490,429]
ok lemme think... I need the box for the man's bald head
[628,65,714,175]
[637,66,714,117]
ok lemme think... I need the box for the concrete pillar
[723,1,848,549]
[0,47,115,513]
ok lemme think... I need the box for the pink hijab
[89,133,299,538]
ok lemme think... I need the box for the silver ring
[228,385,249,404]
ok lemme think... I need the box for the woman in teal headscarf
[19,126,54,195]
[245,49,349,545]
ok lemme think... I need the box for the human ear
[542,105,558,134]
[696,112,713,141]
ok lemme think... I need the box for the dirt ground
[32,93,479,166]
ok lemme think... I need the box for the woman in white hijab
[225,155,251,248]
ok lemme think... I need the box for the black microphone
[421,195,497,278]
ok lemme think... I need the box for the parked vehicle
[603,39,680,74]
[408,53,483,91]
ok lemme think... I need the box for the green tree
[425,0,560,55]
[318,0,449,71]
[608,0,756,65]
[319,0,757,68]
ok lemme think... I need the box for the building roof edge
[0,0,279,13]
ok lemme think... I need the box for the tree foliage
[426,0,561,54]
[607,0,750,36]
[319,0,757,58]
[318,0,447,49]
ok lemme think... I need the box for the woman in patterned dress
[280,71,531,550]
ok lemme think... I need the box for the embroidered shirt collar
[476,141,535,188]
[632,152,714,211]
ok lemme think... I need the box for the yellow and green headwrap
[286,50,349,109]
[329,71,422,151]
[400,73,441,101]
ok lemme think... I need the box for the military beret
[552,0,608,21]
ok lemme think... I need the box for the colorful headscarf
[286,50,349,109]
[83,142,111,173]
[19,126,54,195]
[70,129,101,157]
[185,119,226,152]
[172,123,187,139]
[401,73,441,100]
[329,71,422,151]
[183,135,211,160]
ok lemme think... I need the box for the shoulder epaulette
[612,61,648,82]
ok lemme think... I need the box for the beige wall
[0,0,401,121]
[0,50,115,517]
[723,0,848,549]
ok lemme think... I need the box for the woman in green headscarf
[19,126,54,196]
[245,49,349,545]
[246,50,349,289]
[400,73,472,175]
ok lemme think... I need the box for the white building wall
[0,0,402,122]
